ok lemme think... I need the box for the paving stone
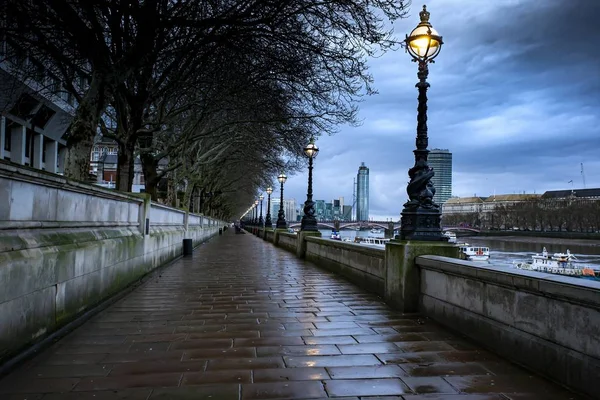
[401,376,460,394]
[182,369,252,384]
[327,365,408,379]
[40,388,153,399]
[109,360,207,375]
[28,364,113,378]
[337,342,402,355]
[0,233,581,399]
[206,357,285,370]
[148,385,240,399]
[0,378,80,393]
[323,378,410,397]
[256,345,340,357]
[444,376,579,396]
[241,381,327,399]
[284,354,382,368]
[401,362,492,377]
[74,373,182,391]
[302,336,358,345]
[253,367,330,382]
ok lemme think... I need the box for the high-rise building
[342,205,353,221]
[356,162,369,220]
[270,198,297,223]
[429,149,452,205]
[315,200,326,221]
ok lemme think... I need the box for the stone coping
[0,159,143,204]
[416,255,600,309]
[278,232,297,238]
[306,236,385,258]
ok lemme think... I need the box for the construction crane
[581,163,586,189]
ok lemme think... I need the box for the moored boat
[443,231,457,243]
[514,247,600,280]
[458,244,490,262]
[356,236,390,248]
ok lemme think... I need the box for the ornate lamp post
[265,187,273,228]
[300,137,319,232]
[275,172,288,229]
[400,5,445,241]
[258,195,264,226]
[254,200,259,224]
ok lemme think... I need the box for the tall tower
[356,162,369,220]
[428,149,452,205]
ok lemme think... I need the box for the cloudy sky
[281,0,600,221]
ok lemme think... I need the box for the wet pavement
[0,231,586,399]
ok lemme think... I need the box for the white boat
[513,248,598,279]
[370,228,383,234]
[359,237,390,248]
[330,230,341,240]
[443,231,457,243]
[458,244,490,262]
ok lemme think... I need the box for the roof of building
[542,188,600,199]
[483,194,541,202]
[444,197,485,204]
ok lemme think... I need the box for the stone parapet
[0,161,224,364]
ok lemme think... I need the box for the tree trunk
[140,152,159,201]
[116,139,135,192]
[63,73,107,181]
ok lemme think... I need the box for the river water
[318,229,600,269]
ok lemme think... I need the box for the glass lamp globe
[259,195,264,201]
[277,173,287,184]
[266,187,273,195]
[405,5,443,62]
[303,137,319,158]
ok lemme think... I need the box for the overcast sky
[280,0,600,221]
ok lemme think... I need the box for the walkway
[0,232,584,399]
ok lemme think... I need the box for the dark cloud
[281,0,600,219]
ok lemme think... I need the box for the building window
[108,147,117,155]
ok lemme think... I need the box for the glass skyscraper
[429,149,452,205]
[356,162,369,220]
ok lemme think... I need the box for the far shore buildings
[443,188,600,228]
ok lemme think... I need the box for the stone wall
[416,255,600,398]
[0,161,223,362]
[276,232,297,252]
[305,237,385,296]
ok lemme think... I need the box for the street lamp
[399,5,445,241]
[265,187,273,228]
[301,137,319,231]
[276,172,288,229]
[254,200,259,224]
[258,195,264,226]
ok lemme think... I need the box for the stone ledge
[416,255,600,309]
[0,160,143,203]
[305,236,385,258]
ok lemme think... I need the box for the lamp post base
[398,208,446,241]
[276,219,288,230]
[300,215,319,232]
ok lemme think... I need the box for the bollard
[219,228,223,235]
[183,239,193,256]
